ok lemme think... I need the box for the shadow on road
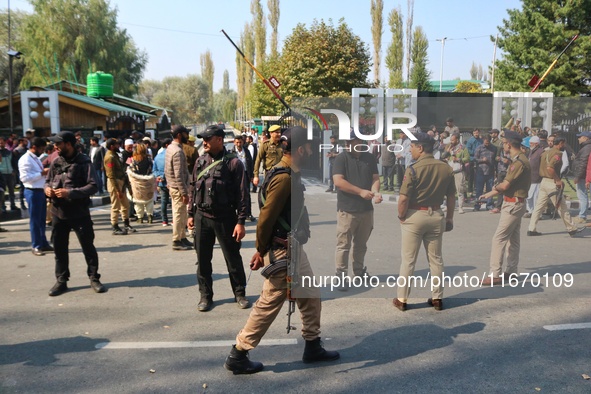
[0,336,108,366]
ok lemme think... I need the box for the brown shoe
[427,298,443,311]
[481,276,503,286]
[392,298,407,311]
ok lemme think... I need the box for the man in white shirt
[19,137,53,256]
[89,137,106,194]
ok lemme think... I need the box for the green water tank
[87,72,114,98]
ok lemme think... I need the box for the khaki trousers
[489,201,526,277]
[236,245,321,351]
[169,187,187,242]
[397,209,445,301]
[335,210,374,276]
[528,178,576,233]
[107,178,129,225]
[454,172,465,209]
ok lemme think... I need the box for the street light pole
[436,37,447,92]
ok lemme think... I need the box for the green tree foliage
[247,58,284,117]
[251,0,266,69]
[370,0,383,87]
[279,19,371,100]
[140,75,211,125]
[200,49,214,102]
[223,69,230,91]
[385,7,404,88]
[495,0,591,96]
[405,0,414,84]
[455,81,482,93]
[0,10,27,97]
[267,0,280,59]
[19,0,147,97]
[243,22,255,100]
[409,26,431,91]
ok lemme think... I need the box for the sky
[9,0,523,92]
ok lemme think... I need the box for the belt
[409,205,440,211]
[25,187,44,191]
[504,196,525,203]
[272,236,288,248]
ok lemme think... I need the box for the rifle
[547,185,564,220]
[285,231,300,334]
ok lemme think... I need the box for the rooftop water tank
[87,72,114,98]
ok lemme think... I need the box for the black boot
[224,345,263,374]
[302,338,340,364]
[112,224,127,235]
[148,214,153,224]
[124,219,137,233]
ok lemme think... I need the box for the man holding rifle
[224,126,339,374]
[527,135,583,237]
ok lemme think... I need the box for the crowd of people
[1,119,589,374]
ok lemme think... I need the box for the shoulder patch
[509,165,515,172]
[554,155,560,161]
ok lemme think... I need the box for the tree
[470,62,478,79]
[247,58,284,116]
[267,0,280,59]
[370,0,383,87]
[19,0,147,97]
[409,26,431,91]
[0,10,27,98]
[200,50,214,102]
[494,0,591,96]
[385,7,404,88]
[455,81,482,93]
[143,75,211,125]
[405,0,414,84]
[243,22,255,98]
[477,64,484,80]
[223,69,230,91]
[278,19,371,100]
[251,0,266,68]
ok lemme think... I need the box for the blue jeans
[576,180,589,218]
[159,185,170,223]
[474,172,494,209]
[24,188,50,249]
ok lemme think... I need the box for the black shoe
[248,215,257,222]
[112,225,127,235]
[224,345,264,374]
[181,238,194,248]
[325,188,333,193]
[302,338,340,364]
[172,240,191,251]
[148,215,153,224]
[11,205,19,211]
[197,297,213,312]
[568,227,585,237]
[90,279,106,293]
[40,245,54,252]
[236,296,251,309]
[124,224,137,233]
[32,248,45,256]
[49,281,68,296]
[527,231,542,236]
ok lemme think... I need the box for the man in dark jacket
[44,131,105,297]
[573,131,591,223]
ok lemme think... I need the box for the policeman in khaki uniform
[527,135,582,237]
[394,133,456,312]
[480,131,531,286]
[252,124,283,188]
[224,126,339,375]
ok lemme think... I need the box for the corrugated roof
[57,91,153,117]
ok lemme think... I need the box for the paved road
[1,184,590,393]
